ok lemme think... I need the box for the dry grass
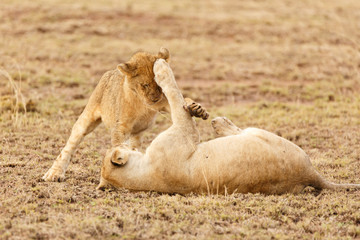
[1,0,360,239]
[0,58,27,125]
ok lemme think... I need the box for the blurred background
[1,0,359,105]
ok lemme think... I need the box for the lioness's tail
[310,170,360,190]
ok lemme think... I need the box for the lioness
[99,59,360,194]
[43,48,209,182]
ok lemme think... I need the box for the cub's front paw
[42,167,65,182]
[184,98,209,120]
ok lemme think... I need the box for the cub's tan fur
[99,59,360,194]
[43,48,208,182]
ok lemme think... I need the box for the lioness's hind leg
[43,110,101,182]
[211,117,242,137]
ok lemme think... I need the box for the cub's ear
[117,62,136,76]
[158,47,170,62]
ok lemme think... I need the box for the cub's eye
[142,84,149,88]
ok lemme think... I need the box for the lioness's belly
[185,128,312,194]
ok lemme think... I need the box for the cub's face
[118,48,170,105]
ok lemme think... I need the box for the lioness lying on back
[99,59,360,194]
[43,48,209,182]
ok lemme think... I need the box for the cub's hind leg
[211,117,242,137]
[43,108,101,182]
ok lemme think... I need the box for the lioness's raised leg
[154,60,197,129]
[43,109,101,181]
[211,117,242,137]
[149,59,200,160]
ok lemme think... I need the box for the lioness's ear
[117,63,136,76]
[158,47,170,62]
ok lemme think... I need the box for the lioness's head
[99,146,142,189]
[117,47,170,105]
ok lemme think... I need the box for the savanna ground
[1,0,360,239]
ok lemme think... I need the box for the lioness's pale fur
[99,59,360,194]
[43,48,208,182]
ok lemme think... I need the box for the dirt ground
[1,0,360,239]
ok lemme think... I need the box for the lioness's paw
[42,167,65,182]
[184,98,209,120]
[211,117,241,137]
[154,59,169,74]
[153,59,173,87]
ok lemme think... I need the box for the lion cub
[43,48,208,182]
